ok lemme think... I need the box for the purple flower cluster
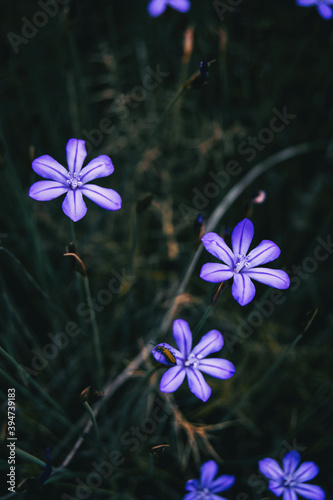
[29,139,121,222]
[147,0,191,17]
[200,218,290,306]
[296,0,333,19]
[184,460,235,500]
[259,451,325,500]
[184,453,325,499]
[152,319,235,402]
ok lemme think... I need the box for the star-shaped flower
[29,139,122,222]
[184,460,235,500]
[152,319,235,402]
[259,450,325,500]
[296,0,333,19]
[200,218,290,306]
[148,0,191,17]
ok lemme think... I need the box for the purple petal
[231,218,254,256]
[186,368,211,401]
[152,343,181,366]
[296,0,316,5]
[62,190,87,222]
[200,263,234,283]
[148,0,166,16]
[29,181,68,201]
[80,155,114,184]
[246,240,281,268]
[269,479,285,497]
[160,365,186,393]
[317,3,333,18]
[245,268,290,289]
[201,232,235,268]
[185,479,200,492]
[80,185,122,211]
[283,490,298,500]
[200,460,218,487]
[258,458,284,480]
[294,462,319,482]
[173,319,192,357]
[199,358,236,380]
[66,139,87,175]
[210,474,235,492]
[168,0,191,13]
[32,155,68,183]
[232,273,256,306]
[294,484,326,500]
[283,451,301,474]
[191,330,223,357]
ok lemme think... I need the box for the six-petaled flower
[200,218,290,306]
[296,0,333,19]
[29,139,122,222]
[259,450,325,500]
[184,460,235,500]
[152,319,235,402]
[147,0,191,17]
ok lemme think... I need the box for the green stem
[83,276,104,387]
[223,333,304,422]
[0,347,71,429]
[192,306,212,338]
[16,448,46,467]
[82,401,100,441]
[68,221,104,387]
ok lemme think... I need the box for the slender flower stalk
[152,319,235,402]
[200,218,290,306]
[82,275,104,387]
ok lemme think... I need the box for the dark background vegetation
[1,0,333,498]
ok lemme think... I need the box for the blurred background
[1,0,333,498]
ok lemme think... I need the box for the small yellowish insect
[154,344,177,365]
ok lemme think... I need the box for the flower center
[184,353,203,369]
[67,173,82,190]
[283,473,297,488]
[234,254,250,273]
[197,489,211,498]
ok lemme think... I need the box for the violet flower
[29,139,122,222]
[200,218,290,306]
[148,0,191,17]
[259,450,325,500]
[296,0,333,19]
[152,319,235,402]
[184,460,235,500]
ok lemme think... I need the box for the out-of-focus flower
[200,218,290,306]
[184,460,235,499]
[148,0,191,17]
[259,450,325,500]
[29,139,121,222]
[296,0,333,20]
[152,319,235,402]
